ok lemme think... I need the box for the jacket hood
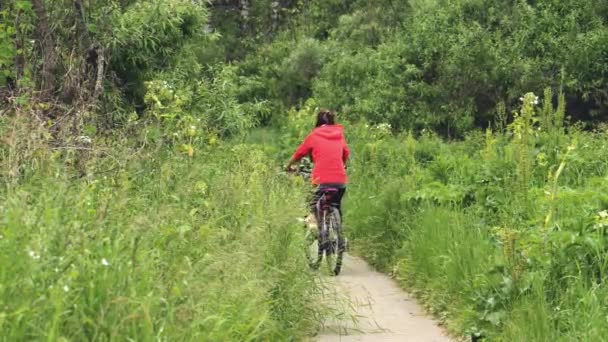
[312,124,344,140]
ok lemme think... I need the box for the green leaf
[15,0,33,11]
[485,311,505,326]
[83,124,97,137]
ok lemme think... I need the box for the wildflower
[375,123,392,130]
[187,125,197,137]
[599,210,608,219]
[28,250,40,260]
[63,285,69,292]
[101,258,110,267]
[78,135,92,144]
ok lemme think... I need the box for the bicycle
[304,186,345,276]
[289,159,345,276]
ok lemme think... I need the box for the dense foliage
[3,0,607,136]
[338,93,608,340]
[1,0,608,340]
[231,0,608,135]
[0,116,335,339]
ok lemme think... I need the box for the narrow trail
[317,255,452,342]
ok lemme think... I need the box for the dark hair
[315,109,336,127]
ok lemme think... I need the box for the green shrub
[275,38,328,106]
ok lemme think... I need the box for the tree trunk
[271,1,280,33]
[239,0,250,33]
[92,47,105,102]
[13,1,25,86]
[73,0,91,49]
[31,0,57,98]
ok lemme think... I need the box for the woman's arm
[288,135,313,170]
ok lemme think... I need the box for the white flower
[101,258,110,266]
[63,285,69,292]
[599,210,608,219]
[78,135,92,144]
[28,250,40,260]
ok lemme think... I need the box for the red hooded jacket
[291,125,350,185]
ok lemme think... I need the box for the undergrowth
[338,91,608,340]
[0,115,328,341]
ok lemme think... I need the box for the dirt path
[317,255,452,342]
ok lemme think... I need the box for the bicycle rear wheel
[323,208,344,276]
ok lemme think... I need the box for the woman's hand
[286,161,297,173]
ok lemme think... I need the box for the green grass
[0,135,327,340]
[4,98,608,341]
[341,116,608,340]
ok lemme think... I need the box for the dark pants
[309,184,346,217]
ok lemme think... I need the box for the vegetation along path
[318,255,451,342]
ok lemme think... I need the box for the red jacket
[292,125,350,185]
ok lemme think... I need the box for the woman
[287,109,350,218]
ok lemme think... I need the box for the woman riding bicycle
[287,109,350,219]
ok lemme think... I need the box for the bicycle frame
[315,189,336,224]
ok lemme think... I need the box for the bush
[275,38,328,106]
[109,0,209,105]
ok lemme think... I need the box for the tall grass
[340,92,608,340]
[0,119,326,340]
